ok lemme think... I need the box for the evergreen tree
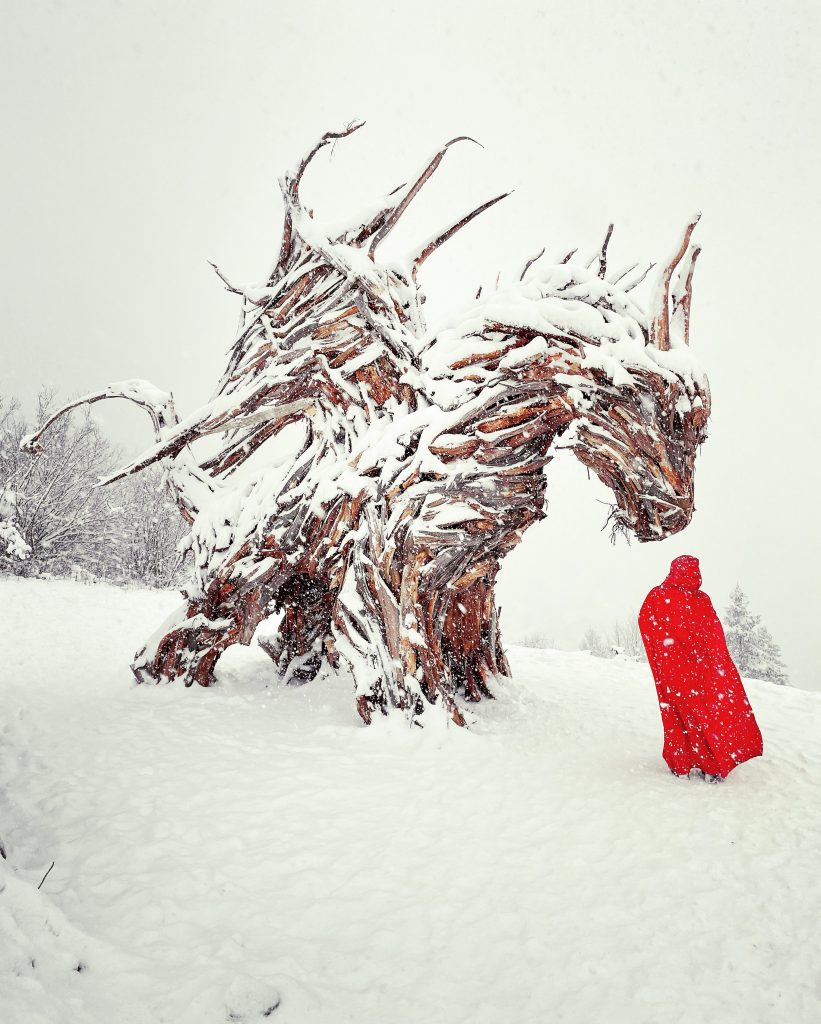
[723,585,789,685]
[723,585,761,674]
[755,626,789,686]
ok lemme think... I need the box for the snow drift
[1,577,819,1023]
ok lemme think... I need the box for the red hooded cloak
[638,556,763,778]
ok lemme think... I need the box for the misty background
[2,0,819,688]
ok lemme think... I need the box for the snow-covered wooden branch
[21,128,711,726]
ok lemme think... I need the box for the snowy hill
[1,577,819,1024]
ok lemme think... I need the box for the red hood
[664,555,702,591]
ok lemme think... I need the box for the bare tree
[608,613,643,659]
[518,632,556,650]
[1,389,120,576]
[107,468,188,588]
[1,391,185,586]
[581,627,612,659]
[23,127,711,726]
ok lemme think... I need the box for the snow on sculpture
[22,124,711,726]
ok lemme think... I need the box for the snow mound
[1,577,819,1024]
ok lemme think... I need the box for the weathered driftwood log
[23,124,710,726]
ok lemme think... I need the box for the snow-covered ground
[1,577,819,1024]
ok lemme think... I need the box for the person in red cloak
[638,555,763,782]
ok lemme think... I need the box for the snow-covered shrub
[0,489,30,562]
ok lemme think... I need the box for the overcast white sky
[2,0,819,689]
